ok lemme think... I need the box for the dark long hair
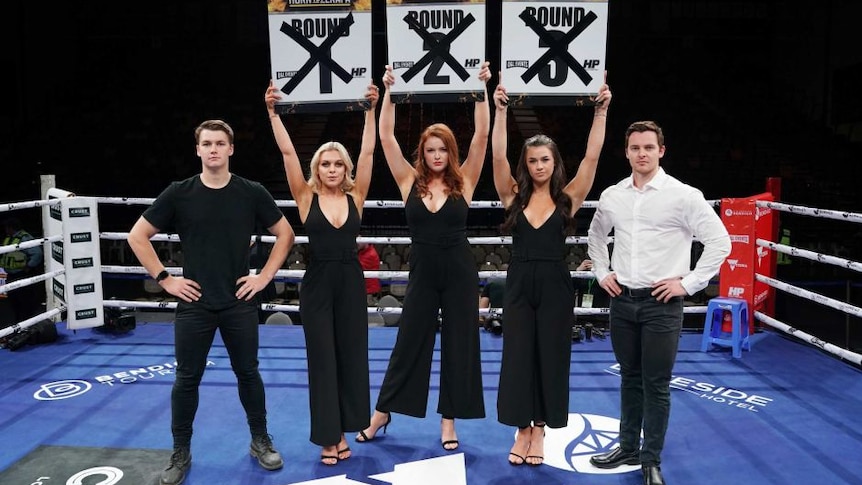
[412,123,464,199]
[500,134,575,235]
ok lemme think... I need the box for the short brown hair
[624,121,664,148]
[195,119,235,144]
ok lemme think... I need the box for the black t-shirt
[142,174,284,310]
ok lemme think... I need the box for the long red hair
[412,123,464,199]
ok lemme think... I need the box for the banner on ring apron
[45,188,104,331]
[267,0,373,114]
[719,193,775,333]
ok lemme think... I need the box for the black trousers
[299,259,370,446]
[497,259,574,429]
[609,292,683,466]
[171,301,267,447]
[376,242,485,419]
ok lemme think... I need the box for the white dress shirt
[587,167,731,295]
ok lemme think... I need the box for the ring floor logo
[605,364,774,412]
[0,445,170,484]
[32,361,214,401]
[542,413,641,475]
[33,380,92,401]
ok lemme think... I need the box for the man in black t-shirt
[128,119,295,485]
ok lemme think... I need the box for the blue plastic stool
[700,297,750,358]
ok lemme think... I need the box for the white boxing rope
[95,197,597,210]
[0,269,65,295]
[101,232,182,243]
[0,235,61,256]
[0,307,65,339]
[757,238,862,273]
[751,200,862,362]
[757,200,862,224]
[756,273,862,319]
[1,198,60,213]
[97,197,726,211]
[103,299,707,318]
[755,311,862,366]
[102,266,598,282]
[104,299,176,310]
[105,299,393,316]
[95,197,156,206]
[99,232,598,246]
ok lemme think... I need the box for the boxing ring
[1,177,861,367]
[2,176,862,485]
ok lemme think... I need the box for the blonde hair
[307,141,356,193]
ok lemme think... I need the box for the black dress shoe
[589,447,640,469]
[642,465,666,485]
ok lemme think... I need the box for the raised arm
[563,73,612,214]
[266,80,312,214]
[379,65,415,201]
[491,73,516,209]
[352,83,380,208]
[460,61,492,197]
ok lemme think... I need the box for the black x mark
[401,13,473,83]
[518,9,597,86]
[279,12,355,95]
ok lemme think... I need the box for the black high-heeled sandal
[320,453,338,466]
[336,446,351,461]
[526,422,545,466]
[441,417,459,451]
[509,426,530,465]
[355,412,391,443]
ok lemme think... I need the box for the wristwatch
[155,270,170,282]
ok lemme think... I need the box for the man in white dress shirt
[586,120,731,485]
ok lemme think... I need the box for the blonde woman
[266,80,379,465]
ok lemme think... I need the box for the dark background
[4,1,862,348]
[7,1,862,243]
[6,1,862,205]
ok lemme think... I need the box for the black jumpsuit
[497,212,574,429]
[300,194,370,446]
[375,184,485,419]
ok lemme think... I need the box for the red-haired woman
[356,62,491,451]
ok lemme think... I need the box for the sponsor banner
[45,188,72,316]
[500,0,608,106]
[385,0,487,104]
[754,195,775,312]
[61,197,104,330]
[719,193,775,333]
[268,0,373,113]
[720,197,755,332]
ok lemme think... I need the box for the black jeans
[171,301,267,447]
[609,292,683,466]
